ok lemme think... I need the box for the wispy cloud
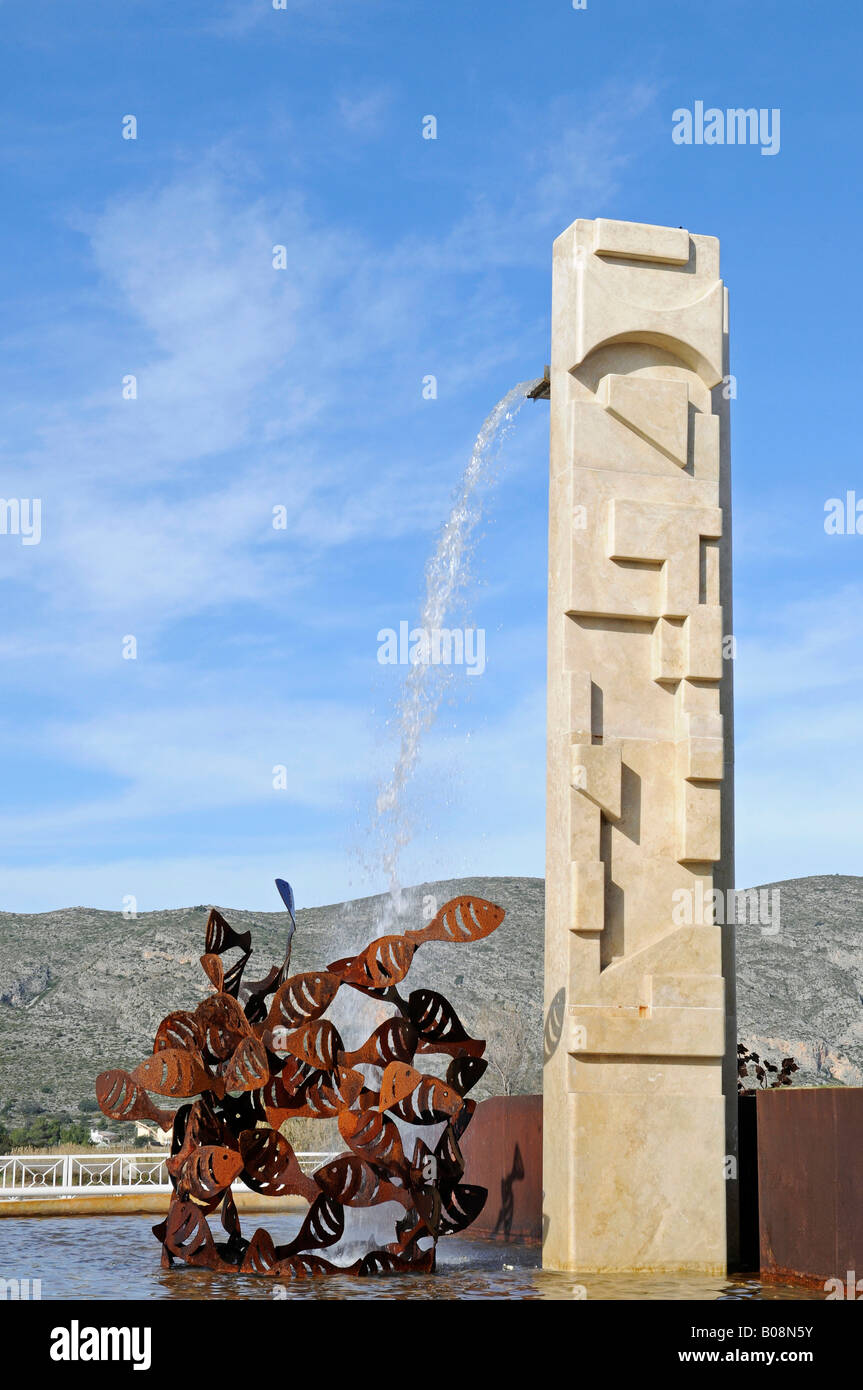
[206,0,379,40]
[337,87,393,137]
[0,82,655,909]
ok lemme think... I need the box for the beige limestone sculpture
[543,217,735,1273]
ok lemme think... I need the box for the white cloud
[733,585,863,884]
[337,87,392,137]
[0,683,547,910]
[0,91,652,910]
[0,697,378,847]
[735,585,863,704]
[395,82,658,276]
[205,0,383,41]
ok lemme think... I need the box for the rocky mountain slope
[0,877,542,1124]
[0,874,860,1126]
[734,875,863,1087]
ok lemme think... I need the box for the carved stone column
[543,217,735,1273]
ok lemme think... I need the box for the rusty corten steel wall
[737,1095,760,1272]
[757,1087,863,1287]
[457,1094,543,1244]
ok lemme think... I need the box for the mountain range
[1,874,861,1127]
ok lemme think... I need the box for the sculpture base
[542,1091,727,1274]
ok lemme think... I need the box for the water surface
[0,1214,822,1300]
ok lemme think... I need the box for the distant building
[88,1128,119,1147]
[134,1120,171,1147]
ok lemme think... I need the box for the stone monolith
[543,217,735,1273]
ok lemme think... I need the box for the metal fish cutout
[176,1145,244,1206]
[379,1066,463,1125]
[265,971,341,1030]
[328,934,416,990]
[434,1124,466,1184]
[446,1054,488,1097]
[339,1016,418,1069]
[357,1247,435,1276]
[238,1128,318,1203]
[338,1105,407,1174]
[94,1069,173,1130]
[154,1010,204,1055]
[313,1154,412,1210]
[194,993,252,1060]
[239,1226,278,1275]
[241,963,284,1025]
[132,1048,218,1100]
[268,1067,362,1122]
[277,1192,344,1257]
[437,1182,488,1236]
[282,1018,343,1071]
[272,1254,342,1280]
[200,953,225,992]
[205,908,252,958]
[378,1061,423,1111]
[408,988,486,1058]
[221,1035,269,1093]
[405,895,505,946]
[160,1198,219,1268]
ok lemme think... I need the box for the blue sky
[0,0,861,911]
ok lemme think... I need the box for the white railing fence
[0,1151,337,1200]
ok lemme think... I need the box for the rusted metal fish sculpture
[95,879,505,1277]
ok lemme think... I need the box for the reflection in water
[1,1215,823,1301]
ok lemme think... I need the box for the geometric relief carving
[568,995,726,1059]
[608,498,722,617]
[675,676,723,865]
[653,609,724,683]
[555,222,728,1014]
[694,410,720,481]
[652,617,686,680]
[685,606,724,680]
[678,780,722,864]
[545,216,731,1273]
[571,743,622,819]
[568,226,726,387]
[571,860,604,934]
[593,217,692,265]
[601,374,690,466]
